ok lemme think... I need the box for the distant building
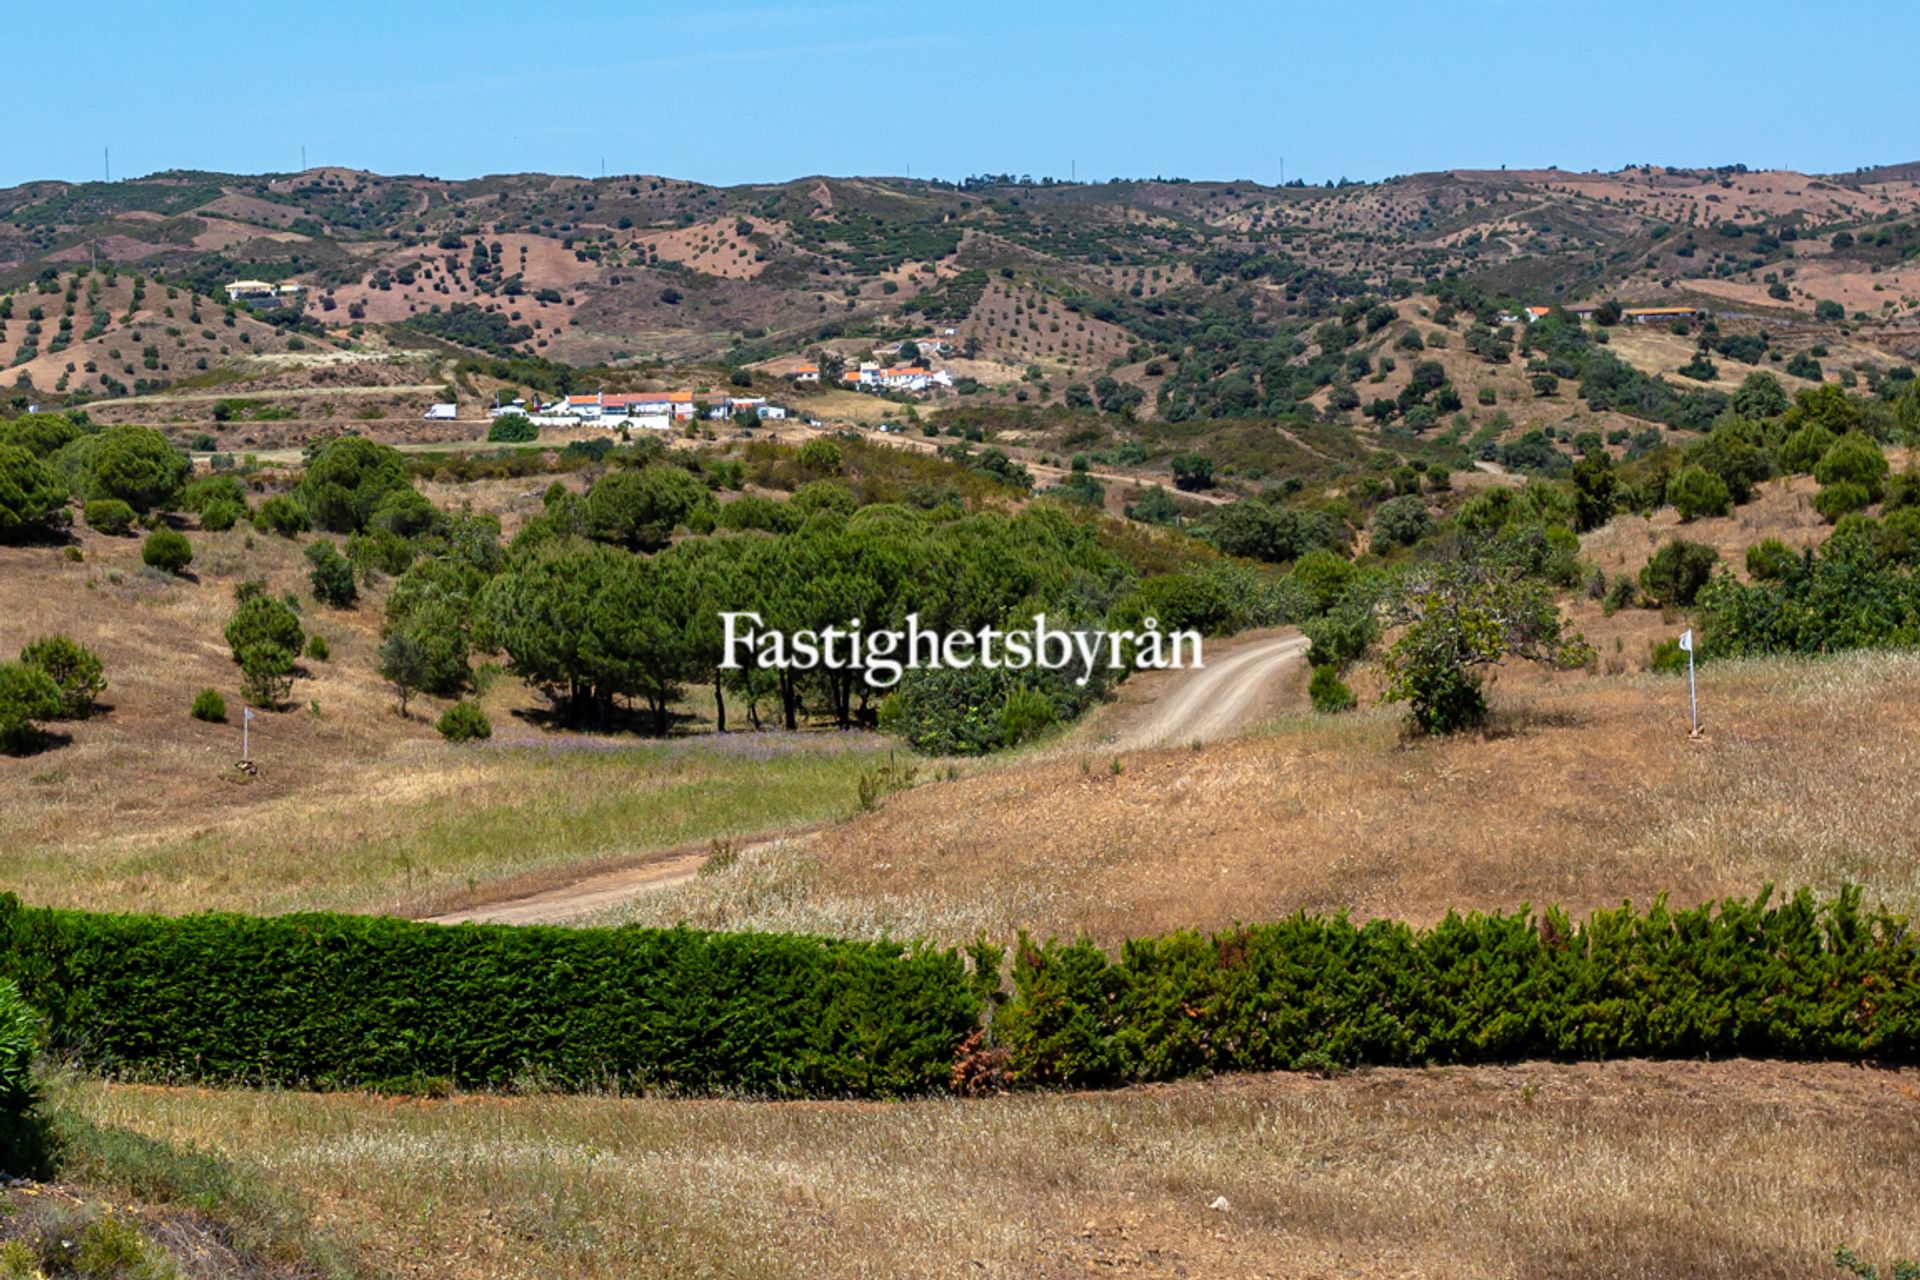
[224,279,302,305]
[784,365,820,383]
[1623,305,1707,324]
[838,364,954,394]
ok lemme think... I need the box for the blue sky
[14,1,1918,188]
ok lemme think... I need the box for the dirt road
[422,632,1307,926]
[1103,631,1310,751]
[421,851,709,926]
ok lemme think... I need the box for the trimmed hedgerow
[0,888,1912,1098]
[994,887,1920,1086]
[0,898,975,1098]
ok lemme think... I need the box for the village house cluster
[494,390,791,432]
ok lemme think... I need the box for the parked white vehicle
[424,403,458,421]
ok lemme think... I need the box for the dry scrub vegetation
[605,650,1920,946]
[68,1060,1920,1279]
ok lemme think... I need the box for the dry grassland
[0,525,891,917]
[66,1060,1920,1279]
[605,650,1920,947]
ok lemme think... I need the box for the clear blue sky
[15,0,1918,189]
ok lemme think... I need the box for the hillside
[8,164,1920,390]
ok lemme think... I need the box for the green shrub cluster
[0,899,976,1098]
[993,887,1920,1085]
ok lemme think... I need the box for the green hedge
[994,887,1920,1085]
[0,899,975,1098]
[0,888,1912,1098]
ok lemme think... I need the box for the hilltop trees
[583,465,714,551]
[88,426,188,513]
[297,437,411,533]
[0,445,68,540]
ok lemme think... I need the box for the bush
[1668,466,1732,521]
[0,897,976,1098]
[0,979,37,1119]
[18,635,105,721]
[303,539,357,607]
[1369,495,1431,549]
[305,634,330,661]
[486,413,537,444]
[436,700,492,742]
[82,498,136,536]
[1639,539,1720,608]
[140,527,193,575]
[199,498,243,532]
[1648,637,1687,675]
[252,494,309,537]
[0,663,62,754]
[1814,481,1872,523]
[1746,539,1799,581]
[190,688,227,722]
[1308,664,1356,713]
[1814,434,1890,502]
[1778,424,1837,474]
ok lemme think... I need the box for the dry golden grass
[64,1060,1920,1279]
[0,525,892,917]
[605,650,1920,946]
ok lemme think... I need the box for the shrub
[1639,539,1719,608]
[140,526,193,575]
[305,634,330,661]
[19,635,105,719]
[1778,424,1837,474]
[1369,494,1431,549]
[0,979,37,1119]
[0,897,976,1098]
[180,473,246,515]
[1648,637,1687,675]
[486,413,537,443]
[1668,466,1732,521]
[82,497,136,535]
[0,445,68,540]
[1308,663,1356,713]
[0,663,62,754]
[1814,434,1890,502]
[436,700,492,742]
[252,494,309,537]
[1814,481,1872,523]
[303,539,357,607]
[190,688,227,722]
[199,498,243,532]
[1746,539,1799,581]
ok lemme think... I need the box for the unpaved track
[423,852,709,925]
[1106,632,1309,751]
[423,633,1307,925]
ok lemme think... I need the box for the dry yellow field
[65,1059,1920,1280]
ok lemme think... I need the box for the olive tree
[1381,561,1591,735]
